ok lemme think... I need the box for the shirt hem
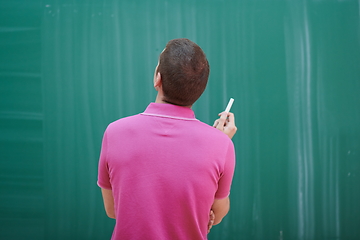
[97,180,112,190]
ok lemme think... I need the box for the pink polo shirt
[98,103,235,240]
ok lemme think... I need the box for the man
[97,38,237,239]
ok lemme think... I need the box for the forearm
[101,188,116,219]
[211,197,230,225]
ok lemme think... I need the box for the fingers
[214,112,228,131]
[210,209,215,221]
[213,112,237,139]
[213,119,219,128]
[225,112,236,129]
[208,210,215,233]
[224,112,237,139]
[227,112,235,125]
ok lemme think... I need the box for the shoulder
[105,114,142,132]
[192,120,234,148]
[197,120,231,139]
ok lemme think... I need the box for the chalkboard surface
[0,1,359,239]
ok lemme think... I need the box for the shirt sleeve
[97,129,112,190]
[214,140,236,199]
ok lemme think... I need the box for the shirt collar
[141,102,197,121]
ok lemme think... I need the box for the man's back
[98,103,235,239]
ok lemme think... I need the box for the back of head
[157,38,210,106]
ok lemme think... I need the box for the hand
[213,112,237,139]
[208,210,215,233]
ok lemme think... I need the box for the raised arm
[209,113,236,228]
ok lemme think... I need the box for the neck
[155,94,167,104]
[154,94,192,108]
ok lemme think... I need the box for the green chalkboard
[0,1,359,239]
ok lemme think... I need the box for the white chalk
[224,98,234,112]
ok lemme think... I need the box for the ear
[154,72,162,89]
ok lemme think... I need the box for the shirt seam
[140,112,199,121]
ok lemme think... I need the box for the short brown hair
[157,38,210,106]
